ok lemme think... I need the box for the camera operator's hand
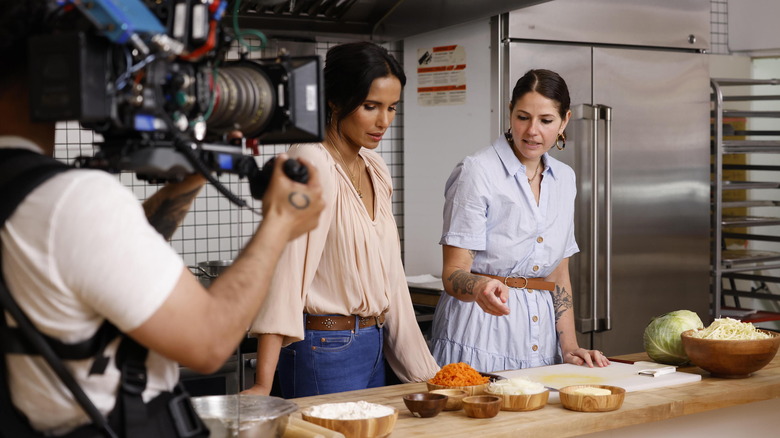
[261,153,324,242]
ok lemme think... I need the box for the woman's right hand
[473,278,511,316]
[442,245,511,316]
[241,383,272,396]
[262,154,324,241]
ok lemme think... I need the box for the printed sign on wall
[416,45,466,106]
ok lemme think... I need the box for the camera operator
[0,1,324,436]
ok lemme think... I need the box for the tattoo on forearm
[467,250,477,260]
[447,269,482,296]
[289,192,310,209]
[145,187,202,241]
[551,285,573,323]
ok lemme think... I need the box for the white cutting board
[495,362,701,394]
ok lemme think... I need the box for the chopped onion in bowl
[487,377,545,395]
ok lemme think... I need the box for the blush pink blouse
[249,143,440,382]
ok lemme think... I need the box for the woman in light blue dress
[430,69,610,373]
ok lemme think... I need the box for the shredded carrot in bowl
[429,362,490,386]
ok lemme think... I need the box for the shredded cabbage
[689,317,770,340]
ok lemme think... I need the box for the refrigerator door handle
[597,104,613,332]
[589,105,600,333]
[571,103,599,334]
[573,104,612,335]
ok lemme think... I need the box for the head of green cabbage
[643,310,704,365]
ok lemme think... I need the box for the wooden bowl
[559,385,625,412]
[462,395,502,419]
[402,392,447,418]
[429,389,468,411]
[301,406,398,438]
[485,389,549,412]
[426,381,487,396]
[681,328,780,378]
[426,372,495,396]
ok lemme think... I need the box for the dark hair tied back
[324,41,405,124]
[510,69,571,118]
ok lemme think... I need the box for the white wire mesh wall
[710,0,729,54]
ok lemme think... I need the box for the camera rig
[28,0,323,203]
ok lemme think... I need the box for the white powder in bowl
[307,401,394,420]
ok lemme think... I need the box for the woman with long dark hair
[246,42,439,397]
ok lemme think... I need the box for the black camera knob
[281,158,309,185]
[249,157,310,200]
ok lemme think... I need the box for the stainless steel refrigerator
[501,0,712,355]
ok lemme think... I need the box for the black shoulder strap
[0,148,117,438]
[0,148,70,225]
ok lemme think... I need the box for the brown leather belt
[472,272,556,291]
[305,314,386,331]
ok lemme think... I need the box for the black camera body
[28,0,323,192]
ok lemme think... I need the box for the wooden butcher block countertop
[288,352,780,437]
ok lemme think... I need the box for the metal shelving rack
[711,78,780,322]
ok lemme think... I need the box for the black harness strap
[0,148,72,223]
[0,148,116,437]
[2,320,118,361]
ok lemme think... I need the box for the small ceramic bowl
[559,385,625,412]
[485,389,550,412]
[429,389,468,411]
[402,392,447,418]
[462,395,502,419]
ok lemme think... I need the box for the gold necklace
[527,161,541,183]
[330,144,363,198]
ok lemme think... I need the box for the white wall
[403,18,494,276]
[727,0,780,55]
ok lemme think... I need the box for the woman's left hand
[563,347,611,368]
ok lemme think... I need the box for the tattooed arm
[143,174,208,240]
[441,245,510,316]
[547,258,610,368]
[129,155,323,373]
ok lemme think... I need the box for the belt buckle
[376,314,386,329]
[518,276,528,288]
[505,276,528,288]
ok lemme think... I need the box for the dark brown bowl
[681,328,780,378]
[462,395,502,418]
[402,392,447,418]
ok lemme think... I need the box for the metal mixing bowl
[191,260,233,288]
[191,395,298,438]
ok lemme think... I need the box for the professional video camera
[28,0,323,203]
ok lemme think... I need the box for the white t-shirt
[1,141,184,434]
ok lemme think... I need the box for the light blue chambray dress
[430,135,579,373]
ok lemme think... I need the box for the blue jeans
[276,318,385,398]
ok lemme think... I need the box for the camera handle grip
[249,157,310,200]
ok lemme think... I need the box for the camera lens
[207,62,275,138]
